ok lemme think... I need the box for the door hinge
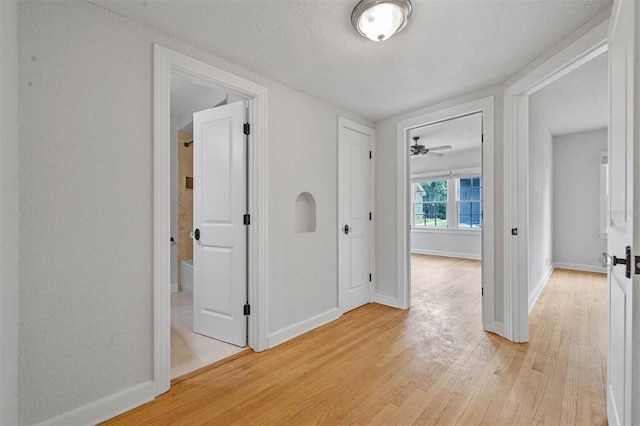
[369,273,372,282]
[243,214,251,225]
[482,287,484,296]
[369,212,372,221]
[244,123,250,135]
[481,133,484,143]
[511,228,518,236]
[369,150,372,159]
[243,303,251,316]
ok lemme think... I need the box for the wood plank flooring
[104,255,607,425]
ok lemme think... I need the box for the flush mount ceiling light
[351,0,412,42]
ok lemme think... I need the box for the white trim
[411,228,481,236]
[267,308,341,348]
[373,292,401,308]
[411,249,481,261]
[153,45,268,397]
[411,167,482,181]
[40,381,155,426]
[503,20,608,343]
[397,96,497,336]
[528,265,554,313]
[170,283,178,293]
[337,117,376,313]
[554,262,607,274]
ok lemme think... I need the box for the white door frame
[153,45,268,396]
[396,97,498,335]
[502,21,608,342]
[338,117,375,312]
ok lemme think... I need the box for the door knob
[190,229,200,241]
[601,246,631,278]
[344,224,353,235]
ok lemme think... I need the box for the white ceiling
[170,73,220,119]
[409,112,482,155]
[170,73,243,131]
[532,51,608,136]
[91,0,612,122]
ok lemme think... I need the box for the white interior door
[606,1,637,424]
[338,118,374,313]
[192,101,246,347]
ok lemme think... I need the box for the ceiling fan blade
[426,151,444,156]
[426,145,452,151]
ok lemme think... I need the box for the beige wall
[177,131,193,289]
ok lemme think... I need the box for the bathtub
[181,259,193,296]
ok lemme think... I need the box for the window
[412,175,482,230]
[414,180,447,228]
[458,176,482,228]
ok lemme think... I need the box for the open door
[192,101,247,347]
[606,1,638,423]
[338,117,374,313]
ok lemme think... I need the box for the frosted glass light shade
[352,0,412,42]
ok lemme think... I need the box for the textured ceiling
[171,73,243,131]
[533,51,608,136]
[92,0,612,121]
[170,74,220,119]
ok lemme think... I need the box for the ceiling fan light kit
[351,0,412,42]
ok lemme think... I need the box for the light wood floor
[104,255,607,425]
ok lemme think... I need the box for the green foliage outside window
[414,180,447,227]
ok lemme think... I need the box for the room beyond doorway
[409,113,484,325]
[396,96,498,336]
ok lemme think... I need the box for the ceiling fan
[410,136,452,156]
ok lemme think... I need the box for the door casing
[153,45,268,396]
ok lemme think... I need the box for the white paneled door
[192,101,247,347]
[606,1,638,424]
[338,118,374,313]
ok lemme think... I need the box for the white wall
[17,1,370,423]
[528,96,554,307]
[375,86,505,324]
[553,128,607,272]
[0,0,20,423]
[411,231,481,259]
[410,148,482,258]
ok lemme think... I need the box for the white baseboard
[411,248,481,260]
[373,292,401,308]
[41,380,155,425]
[170,282,178,293]
[267,308,341,348]
[554,262,606,274]
[529,266,554,313]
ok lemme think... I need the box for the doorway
[408,113,484,323]
[396,97,497,335]
[153,45,268,396]
[502,20,608,343]
[525,51,608,313]
[169,75,247,378]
